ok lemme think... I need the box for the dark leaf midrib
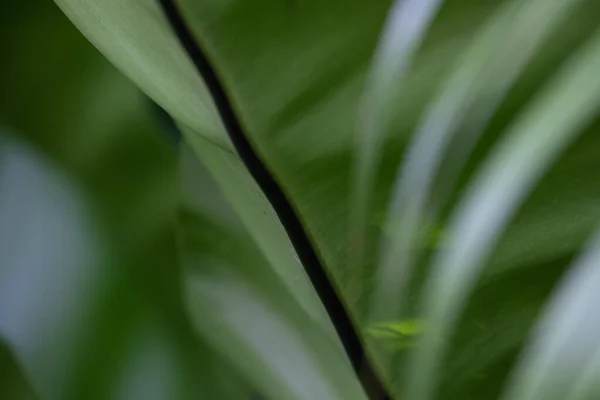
[158,1,390,399]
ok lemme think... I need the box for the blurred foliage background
[4,0,600,400]
[0,1,246,398]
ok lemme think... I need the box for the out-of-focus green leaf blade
[566,350,600,400]
[47,0,600,398]
[371,0,584,324]
[501,229,600,400]
[174,0,476,314]
[403,29,600,400]
[1,2,248,398]
[179,144,366,400]
[183,130,333,334]
[350,0,442,286]
[0,343,38,400]
[55,0,501,322]
[0,134,105,399]
[52,0,226,147]
[52,0,339,339]
[0,134,244,400]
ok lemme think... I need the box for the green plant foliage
[179,144,364,400]
[402,27,600,400]
[1,2,248,399]
[368,0,586,326]
[0,344,37,399]
[182,129,334,332]
[4,0,600,399]
[502,229,600,400]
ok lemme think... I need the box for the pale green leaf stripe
[183,128,335,337]
[501,229,600,400]
[403,29,600,400]
[0,137,104,399]
[53,0,226,147]
[565,349,600,400]
[0,135,203,400]
[112,321,180,400]
[185,267,367,400]
[371,0,584,323]
[350,0,443,268]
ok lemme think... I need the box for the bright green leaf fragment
[368,319,426,339]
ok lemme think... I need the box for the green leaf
[182,129,334,334]
[172,0,463,312]
[1,2,248,398]
[178,145,365,400]
[52,0,227,147]
[403,28,600,400]
[52,0,342,344]
[502,229,600,400]
[0,343,38,400]
[566,351,600,400]
[350,0,443,285]
[0,133,245,400]
[46,0,600,398]
[370,0,585,324]
[0,134,106,398]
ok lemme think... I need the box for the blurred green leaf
[183,129,334,333]
[369,0,585,326]
[179,143,364,400]
[8,0,600,399]
[0,131,249,400]
[52,0,227,148]
[349,0,443,288]
[1,2,249,398]
[0,134,105,398]
[502,228,600,400]
[403,27,600,400]
[0,343,38,400]
[368,319,426,339]
[152,3,600,398]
